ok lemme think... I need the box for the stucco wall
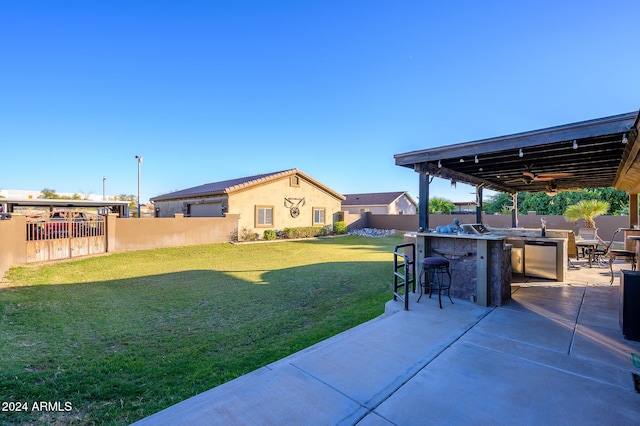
[0,216,27,279]
[111,214,239,252]
[391,195,417,215]
[228,175,342,234]
[341,211,367,229]
[342,205,388,215]
[342,195,416,215]
[0,215,240,279]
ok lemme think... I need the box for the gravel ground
[346,228,397,238]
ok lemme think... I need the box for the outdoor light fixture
[622,133,628,144]
[519,148,523,157]
[459,158,464,163]
[135,155,143,218]
[474,155,479,163]
[438,160,442,168]
[573,140,578,149]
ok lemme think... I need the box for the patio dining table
[575,239,600,268]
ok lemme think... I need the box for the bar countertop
[406,231,566,244]
[405,231,505,241]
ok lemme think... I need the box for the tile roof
[342,191,413,206]
[151,169,345,202]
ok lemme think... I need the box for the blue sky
[1,1,639,204]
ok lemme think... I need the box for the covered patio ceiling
[395,110,640,195]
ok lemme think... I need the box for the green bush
[334,221,347,234]
[283,226,326,239]
[263,229,277,240]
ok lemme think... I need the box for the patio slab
[371,340,640,425]
[134,265,640,426]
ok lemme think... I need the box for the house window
[313,208,325,225]
[290,176,300,187]
[256,206,273,227]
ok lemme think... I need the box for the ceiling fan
[505,166,573,185]
[544,181,581,196]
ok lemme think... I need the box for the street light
[103,176,106,201]
[135,155,142,218]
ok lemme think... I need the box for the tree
[580,187,628,216]
[429,197,455,214]
[563,199,610,228]
[484,193,524,215]
[39,188,60,199]
[118,194,138,215]
[484,187,628,216]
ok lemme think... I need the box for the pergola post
[511,192,518,228]
[475,186,483,224]
[418,165,429,231]
[630,193,639,229]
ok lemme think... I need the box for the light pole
[135,155,142,218]
[103,176,106,201]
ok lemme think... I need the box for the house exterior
[452,201,477,214]
[150,169,345,233]
[342,191,417,215]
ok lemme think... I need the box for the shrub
[334,221,347,235]
[283,226,325,239]
[263,229,277,240]
[240,227,258,242]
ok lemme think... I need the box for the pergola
[0,198,131,218]
[394,110,640,230]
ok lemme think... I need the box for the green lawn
[0,235,403,425]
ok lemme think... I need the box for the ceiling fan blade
[535,172,574,180]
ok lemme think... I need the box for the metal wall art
[284,197,305,218]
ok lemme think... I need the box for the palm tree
[429,197,455,214]
[563,199,610,228]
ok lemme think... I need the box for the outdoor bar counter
[405,230,567,307]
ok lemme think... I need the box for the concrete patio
[133,259,640,425]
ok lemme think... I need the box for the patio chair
[577,227,599,258]
[577,227,598,240]
[567,232,580,269]
[592,229,637,284]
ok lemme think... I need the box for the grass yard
[0,234,404,425]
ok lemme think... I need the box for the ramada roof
[150,169,345,202]
[342,191,416,207]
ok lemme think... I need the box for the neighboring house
[150,169,345,233]
[342,191,417,215]
[452,201,477,214]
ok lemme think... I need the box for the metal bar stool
[418,256,453,309]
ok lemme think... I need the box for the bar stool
[418,256,453,309]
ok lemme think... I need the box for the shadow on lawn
[1,260,392,424]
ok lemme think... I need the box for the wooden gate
[26,211,106,263]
